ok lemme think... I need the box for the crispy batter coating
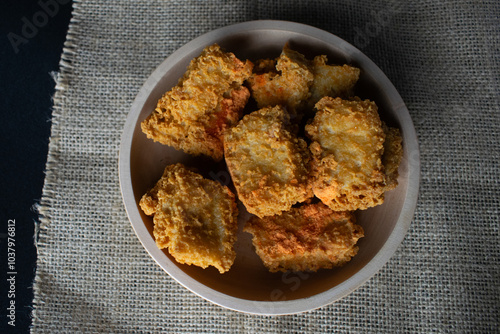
[223,105,312,218]
[307,55,360,109]
[244,203,364,272]
[247,44,314,117]
[248,46,360,118]
[305,97,386,211]
[382,123,403,191]
[141,44,253,161]
[139,163,238,273]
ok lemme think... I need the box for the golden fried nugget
[382,123,403,191]
[244,203,364,272]
[247,44,314,117]
[223,105,312,218]
[307,55,360,109]
[139,163,238,273]
[141,44,253,161]
[305,97,386,211]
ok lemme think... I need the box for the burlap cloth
[33,0,499,332]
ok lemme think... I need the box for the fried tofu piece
[307,55,360,109]
[247,44,314,118]
[141,44,253,161]
[382,123,403,191]
[139,163,238,273]
[305,97,386,211]
[223,105,312,218]
[244,203,364,272]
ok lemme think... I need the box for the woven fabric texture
[33,0,499,332]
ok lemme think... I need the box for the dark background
[0,0,72,332]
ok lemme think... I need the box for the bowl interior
[120,21,418,314]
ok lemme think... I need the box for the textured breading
[139,163,238,273]
[141,44,253,161]
[307,55,360,109]
[244,203,364,272]
[305,97,386,211]
[223,105,312,218]
[248,46,360,117]
[247,44,314,118]
[382,123,403,191]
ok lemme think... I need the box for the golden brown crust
[138,44,404,275]
[247,43,314,118]
[307,55,360,109]
[382,123,403,191]
[141,44,253,161]
[139,163,238,273]
[248,46,360,119]
[305,97,386,211]
[244,203,364,272]
[223,105,313,218]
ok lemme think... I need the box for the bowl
[119,20,420,315]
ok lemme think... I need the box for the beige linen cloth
[33,0,499,332]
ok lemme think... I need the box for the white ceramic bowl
[119,20,420,315]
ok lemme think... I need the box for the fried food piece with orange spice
[141,44,253,161]
[305,97,387,211]
[223,105,312,218]
[248,45,360,117]
[307,55,360,109]
[244,203,364,272]
[139,163,239,273]
[247,44,314,118]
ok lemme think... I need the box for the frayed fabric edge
[31,0,83,330]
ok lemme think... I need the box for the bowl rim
[118,19,420,315]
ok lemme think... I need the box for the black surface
[0,0,72,332]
